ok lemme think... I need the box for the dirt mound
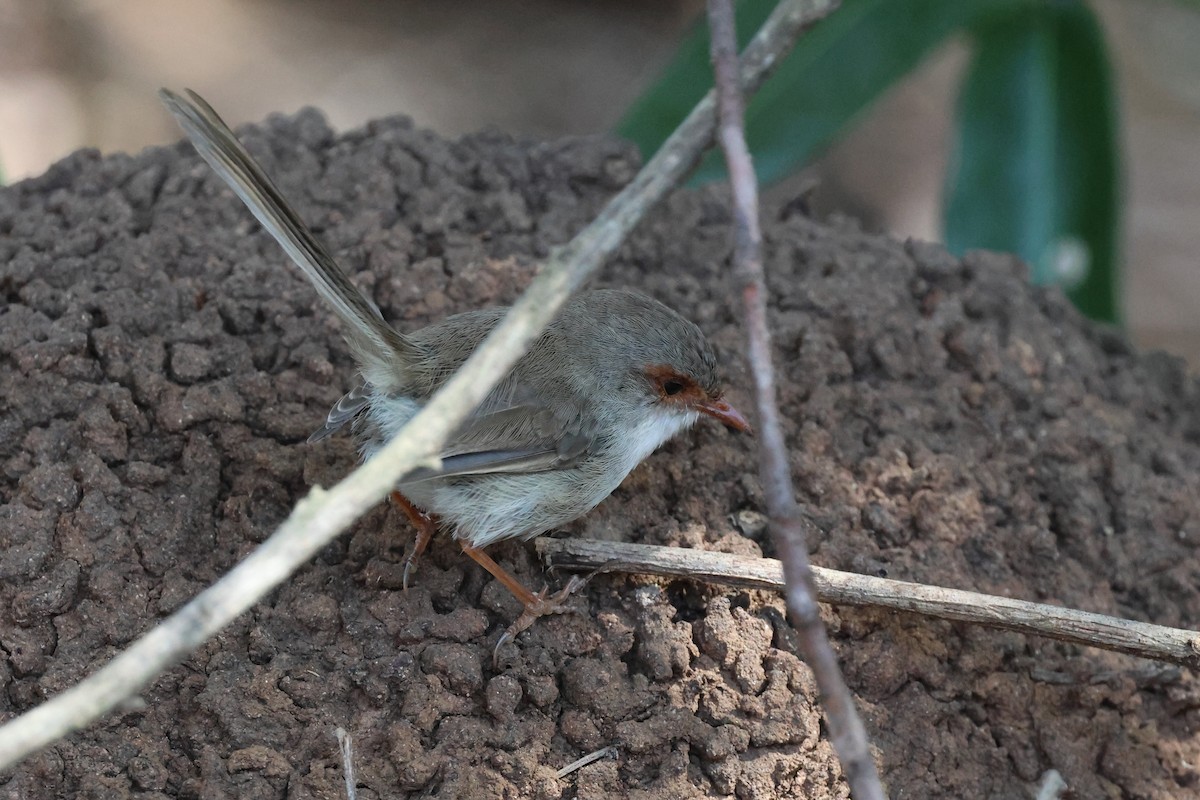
[2,108,1198,798]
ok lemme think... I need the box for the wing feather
[403,401,595,483]
[308,384,371,443]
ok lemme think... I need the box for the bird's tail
[160,88,424,389]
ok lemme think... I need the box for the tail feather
[160,88,423,389]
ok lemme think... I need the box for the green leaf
[618,0,1014,185]
[618,0,776,158]
[944,1,1120,322]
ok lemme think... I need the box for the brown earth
[2,109,1199,799]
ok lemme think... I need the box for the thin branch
[334,728,357,800]
[0,0,838,772]
[555,746,618,779]
[536,539,1200,669]
[705,1,883,798]
[1036,770,1068,800]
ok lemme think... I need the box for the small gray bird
[160,89,750,646]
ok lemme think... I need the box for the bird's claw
[493,575,588,665]
[390,491,435,593]
[401,550,420,592]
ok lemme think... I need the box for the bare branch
[705,0,883,796]
[0,0,837,772]
[1036,770,1068,800]
[334,728,357,800]
[537,538,1200,670]
[555,746,618,779]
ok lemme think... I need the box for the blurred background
[2,0,1199,363]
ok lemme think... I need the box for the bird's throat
[615,407,699,474]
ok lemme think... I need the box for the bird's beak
[697,398,753,434]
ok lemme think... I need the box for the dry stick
[555,746,618,779]
[1036,770,1068,800]
[537,539,1200,669]
[0,0,837,772]
[704,2,884,798]
[334,728,357,800]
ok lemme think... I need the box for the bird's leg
[459,541,587,659]
[389,491,436,591]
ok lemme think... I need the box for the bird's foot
[390,491,436,591]
[493,575,588,663]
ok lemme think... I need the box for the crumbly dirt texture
[2,110,1199,800]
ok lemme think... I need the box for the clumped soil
[2,109,1199,799]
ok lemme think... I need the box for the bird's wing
[404,400,595,483]
[307,392,590,477]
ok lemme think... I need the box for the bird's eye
[663,379,684,396]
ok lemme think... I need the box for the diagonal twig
[0,0,838,772]
[555,746,619,779]
[705,1,884,797]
